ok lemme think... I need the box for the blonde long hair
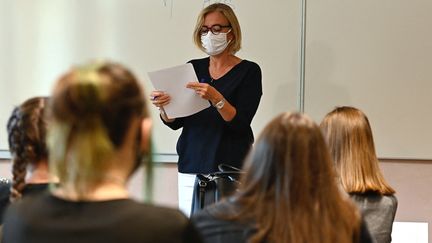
[193,3,242,54]
[47,62,149,199]
[230,112,360,243]
[320,106,395,195]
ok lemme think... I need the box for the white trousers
[177,173,196,217]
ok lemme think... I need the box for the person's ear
[228,29,234,41]
[228,33,233,42]
[140,118,152,154]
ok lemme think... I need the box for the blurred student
[0,97,52,224]
[321,106,397,243]
[192,112,373,243]
[2,62,203,243]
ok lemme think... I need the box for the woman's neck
[52,120,139,202]
[53,179,129,202]
[211,50,241,63]
[209,53,241,79]
[26,160,52,184]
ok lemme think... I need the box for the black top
[191,201,374,243]
[0,182,49,224]
[163,57,262,173]
[2,193,203,243]
[0,180,10,223]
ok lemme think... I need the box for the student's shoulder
[191,200,238,226]
[380,194,398,213]
[3,192,49,224]
[382,194,398,205]
[131,202,189,225]
[8,191,48,209]
[355,193,397,206]
[0,179,11,203]
[129,202,202,242]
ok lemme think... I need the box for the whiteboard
[305,0,432,159]
[0,0,300,157]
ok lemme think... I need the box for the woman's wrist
[211,95,224,106]
[159,107,175,122]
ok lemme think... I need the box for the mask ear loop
[226,28,233,45]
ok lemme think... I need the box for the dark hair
[47,61,149,198]
[229,112,360,243]
[7,97,49,202]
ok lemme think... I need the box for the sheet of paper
[392,222,428,243]
[148,63,210,119]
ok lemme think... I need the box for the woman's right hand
[150,91,175,122]
[150,91,170,108]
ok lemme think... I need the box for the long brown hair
[7,97,49,202]
[231,112,360,243]
[320,106,395,195]
[47,61,149,199]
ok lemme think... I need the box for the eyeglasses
[200,24,231,36]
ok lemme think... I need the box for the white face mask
[201,29,232,56]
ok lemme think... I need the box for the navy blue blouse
[163,57,262,173]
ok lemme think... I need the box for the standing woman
[320,106,397,243]
[192,112,373,243]
[0,97,52,223]
[3,62,202,243]
[151,3,262,215]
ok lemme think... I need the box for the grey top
[192,200,373,243]
[350,193,398,243]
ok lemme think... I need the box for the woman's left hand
[186,82,222,105]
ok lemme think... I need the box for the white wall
[380,159,432,241]
[305,0,432,159]
[0,0,300,155]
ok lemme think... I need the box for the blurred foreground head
[47,61,150,199]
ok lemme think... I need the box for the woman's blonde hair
[47,61,149,199]
[229,112,360,243]
[320,106,395,195]
[193,3,242,54]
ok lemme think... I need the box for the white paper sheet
[147,63,210,119]
[392,222,428,243]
